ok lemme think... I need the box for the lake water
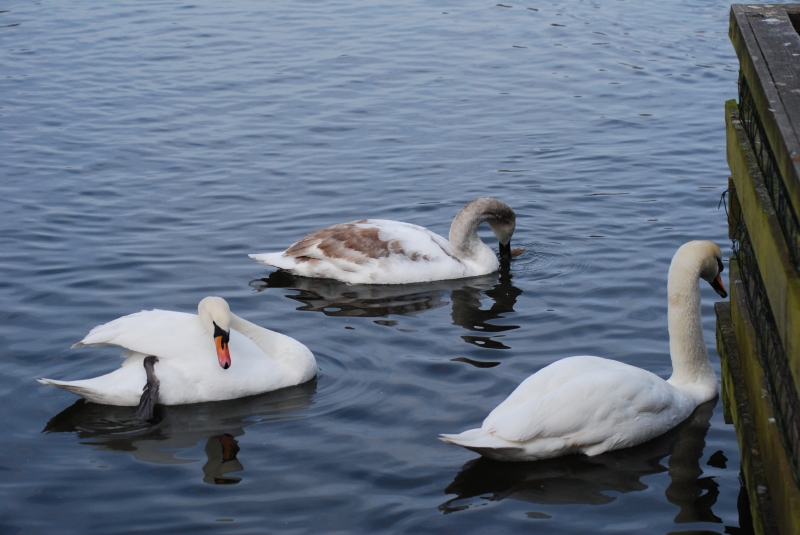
[1,0,752,533]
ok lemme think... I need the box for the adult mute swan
[249,198,516,284]
[440,240,727,462]
[38,297,317,408]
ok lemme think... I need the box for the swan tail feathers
[38,378,97,399]
[440,429,519,450]
[249,252,296,269]
[455,445,525,459]
[38,377,138,406]
[440,430,526,460]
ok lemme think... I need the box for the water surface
[1,0,750,533]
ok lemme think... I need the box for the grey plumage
[135,356,160,421]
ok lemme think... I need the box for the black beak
[499,242,512,262]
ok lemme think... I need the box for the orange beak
[710,273,728,298]
[215,335,231,369]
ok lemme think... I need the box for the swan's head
[464,198,516,260]
[675,241,727,298]
[198,296,232,369]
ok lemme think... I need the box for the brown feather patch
[285,222,405,265]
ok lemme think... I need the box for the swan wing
[483,356,632,423]
[74,309,208,361]
[486,365,683,448]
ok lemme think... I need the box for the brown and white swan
[250,198,516,284]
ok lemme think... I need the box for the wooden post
[721,5,800,534]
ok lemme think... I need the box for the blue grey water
[1,0,750,533]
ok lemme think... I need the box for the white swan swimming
[440,240,727,462]
[249,198,516,285]
[38,297,317,407]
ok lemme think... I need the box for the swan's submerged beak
[499,242,512,262]
[710,274,727,298]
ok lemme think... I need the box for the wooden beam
[725,260,800,534]
[730,4,800,220]
[726,99,800,389]
[717,300,779,535]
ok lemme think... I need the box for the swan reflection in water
[441,399,724,525]
[250,265,522,350]
[42,379,317,485]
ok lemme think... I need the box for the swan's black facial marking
[213,322,232,369]
[709,257,727,298]
[213,322,230,349]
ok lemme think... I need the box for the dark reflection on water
[452,266,522,349]
[441,400,721,523]
[42,380,316,484]
[251,265,521,349]
[667,400,721,525]
[203,434,243,485]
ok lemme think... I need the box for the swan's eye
[716,258,724,273]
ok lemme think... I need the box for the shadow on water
[42,379,317,485]
[250,265,522,349]
[440,399,723,525]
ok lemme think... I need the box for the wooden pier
[718,4,800,534]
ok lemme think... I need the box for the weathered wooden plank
[726,99,800,389]
[728,176,740,241]
[716,300,779,535]
[728,259,800,534]
[746,7,800,142]
[730,4,800,220]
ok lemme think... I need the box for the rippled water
[2,0,751,533]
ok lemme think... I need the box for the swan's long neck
[230,313,276,352]
[666,257,716,395]
[448,198,512,260]
[229,313,296,369]
[449,210,492,258]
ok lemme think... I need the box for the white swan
[249,198,516,285]
[38,297,317,406]
[440,240,727,462]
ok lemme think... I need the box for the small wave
[512,241,593,281]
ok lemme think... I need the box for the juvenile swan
[249,198,516,284]
[441,241,727,462]
[38,297,317,406]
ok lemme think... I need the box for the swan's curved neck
[229,314,293,368]
[666,260,715,392]
[449,214,492,258]
[229,313,255,335]
[449,199,508,259]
